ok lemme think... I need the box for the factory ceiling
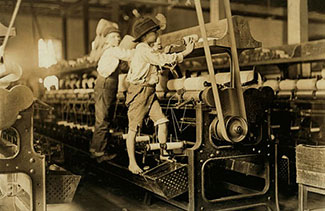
[0,0,324,22]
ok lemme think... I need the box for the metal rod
[194,0,230,142]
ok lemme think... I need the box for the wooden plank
[305,185,325,195]
[297,169,325,189]
[160,16,261,50]
[221,181,259,194]
[179,39,325,71]
[224,159,266,178]
[296,145,325,174]
[298,184,307,211]
[301,39,325,57]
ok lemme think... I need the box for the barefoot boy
[126,16,194,174]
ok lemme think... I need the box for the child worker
[89,19,134,163]
[126,16,194,174]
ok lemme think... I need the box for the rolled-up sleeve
[142,47,184,67]
[97,47,134,78]
[109,47,134,62]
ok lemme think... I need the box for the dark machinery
[0,86,46,211]
[34,0,281,209]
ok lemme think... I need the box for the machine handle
[34,98,54,110]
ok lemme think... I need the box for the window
[38,39,62,68]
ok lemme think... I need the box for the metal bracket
[0,105,46,211]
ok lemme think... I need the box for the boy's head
[132,16,160,43]
[104,30,121,47]
[90,19,121,62]
[96,19,121,47]
[96,19,120,37]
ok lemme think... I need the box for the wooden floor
[1,172,325,211]
[51,176,325,211]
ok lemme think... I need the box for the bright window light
[38,39,62,68]
[44,75,59,91]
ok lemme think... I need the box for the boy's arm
[111,47,134,62]
[180,39,195,58]
[142,46,183,67]
[142,39,195,66]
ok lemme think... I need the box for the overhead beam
[210,0,220,22]
[62,12,67,59]
[288,0,308,44]
[83,0,89,54]
[0,0,325,23]
[0,2,112,19]
[210,0,225,22]
[287,0,310,78]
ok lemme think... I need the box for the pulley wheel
[210,116,248,143]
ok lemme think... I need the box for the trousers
[90,74,118,156]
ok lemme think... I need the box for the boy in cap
[126,16,194,174]
[89,19,134,163]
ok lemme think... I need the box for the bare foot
[160,155,174,162]
[128,163,143,174]
[160,150,173,162]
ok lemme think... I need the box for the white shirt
[127,42,183,85]
[97,46,134,78]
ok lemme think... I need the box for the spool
[259,86,275,104]
[147,142,184,151]
[184,76,209,91]
[315,90,325,99]
[277,90,293,99]
[296,90,314,99]
[316,79,325,90]
[321,68,325,79]
[87,77,95,89]
[201,87,214,107]
[215,72,230,84]
[182,91,201,101]
[279,79,296,90]
[167,78,185,91]
[214,70,255,85]
[296,79,316,90]
[263,80,279,92]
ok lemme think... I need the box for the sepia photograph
[0,0,325,210]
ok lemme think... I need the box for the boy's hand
[164,45,172,53]
[182,39,195,57]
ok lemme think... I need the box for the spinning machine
[35,1,280,210]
